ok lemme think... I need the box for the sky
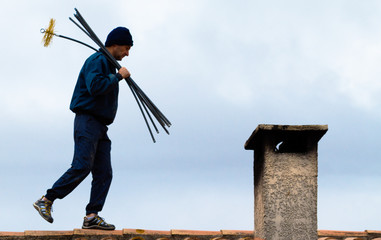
[0,0,380,232]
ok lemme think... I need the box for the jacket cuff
[116,73,124,81]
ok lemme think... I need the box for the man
[33,27,133,230]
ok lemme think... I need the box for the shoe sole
[33,203,53,223]
[82,225,115,230]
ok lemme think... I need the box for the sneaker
[82,215,115,230]
[33,196,53,223]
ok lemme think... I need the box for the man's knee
[70,160,93,177]
[94,168,112,182]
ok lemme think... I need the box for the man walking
[33,27,133,230]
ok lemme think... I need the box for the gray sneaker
[33,196,53,223]
[82,215,115,230]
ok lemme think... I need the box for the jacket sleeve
[83,55,119,96]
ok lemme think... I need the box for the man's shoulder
[87,51,106,61]
[84,51,108,67]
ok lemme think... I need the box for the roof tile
[171,230,221,236]
[123,229,171,236]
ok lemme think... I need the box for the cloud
[1,0,381,232]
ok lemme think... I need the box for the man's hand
[118,67,131,79]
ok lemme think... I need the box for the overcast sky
[0,0,380,232]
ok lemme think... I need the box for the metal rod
[69,17,94,41]
[130,77,171,127]
[56,34,98,51]
[127,82,156,143]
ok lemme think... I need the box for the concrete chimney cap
[244,124,328,150]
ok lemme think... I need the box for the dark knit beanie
[105,27,133,47]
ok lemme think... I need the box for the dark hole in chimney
[274,137,309,153]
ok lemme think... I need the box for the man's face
[112,45,131,61]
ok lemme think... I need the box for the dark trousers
[45,113,113,215]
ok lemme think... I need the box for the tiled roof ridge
[0,229,252,240]
[0,229,381,240]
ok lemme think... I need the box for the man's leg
[45,114,103,201]
[82,133,115,230]
[86,134,112,215]
[34,114,104,223]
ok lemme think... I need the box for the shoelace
[41,200,53,214]
[94,216,108,226]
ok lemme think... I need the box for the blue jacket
[70,51,119,125]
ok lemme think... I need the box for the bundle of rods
[68,8,171,143]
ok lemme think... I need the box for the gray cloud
[0,0,380,232]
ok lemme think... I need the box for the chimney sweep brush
[40,11,171,143]
[41,18,97,51]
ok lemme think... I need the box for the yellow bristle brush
[40,18,97,51]
[41,18,56,47]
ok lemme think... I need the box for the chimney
[245,124,328,240]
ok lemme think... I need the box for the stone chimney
[245,124,328,240]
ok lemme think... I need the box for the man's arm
[84,56,127,96]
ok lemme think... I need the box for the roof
[1,229,380,240]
